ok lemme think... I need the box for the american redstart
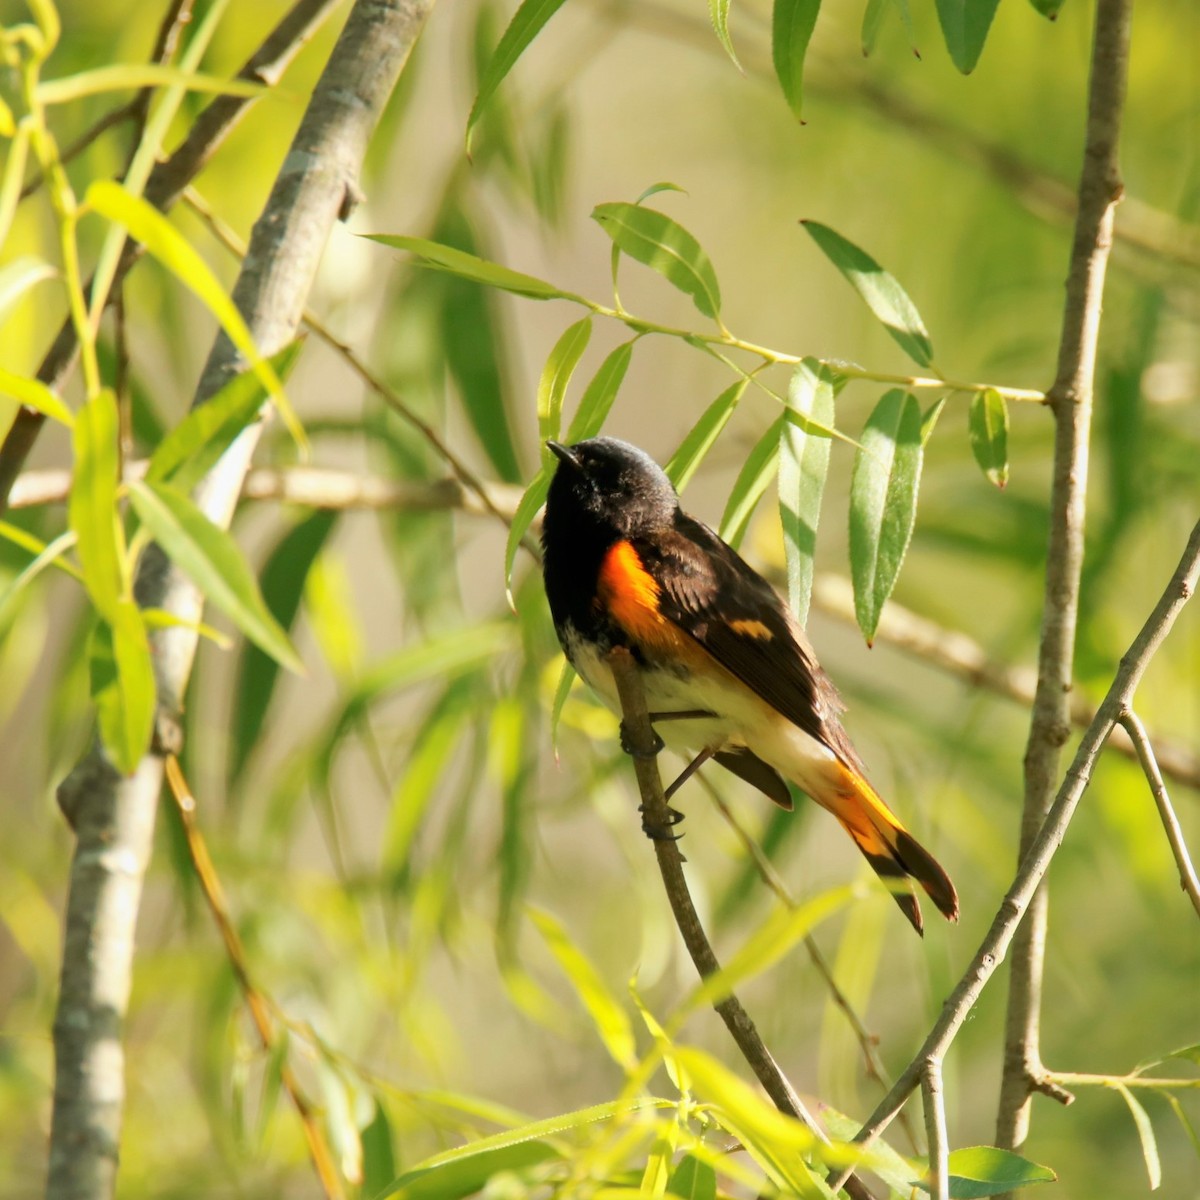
[541,436,958,934]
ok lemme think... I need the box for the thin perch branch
[1119,710,1200,918]
[997,0,1133,1153]
[826,517,1200,1194]
[605,647,877,1200]
[921,1059,949,1200]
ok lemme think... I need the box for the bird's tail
[822,762,959,935]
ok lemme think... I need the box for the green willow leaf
[0,367,74,427]
[564,339,635,443]
[779,358,838,625]
[920,395,948,444]
[127,480,303,674]
[367,234,578,301]
[772,0,822,121]
[0,256,57,328]
[591,202,722,321]
[668,1153,718,1200]
[465,0,570,155]
[719,417,783,548]
[934,0,1000,73]
[504,469,550,603]
[37,64,265,105]
[90,599,156,774]
[538,317,593,449]
[861,0,889,54]
[666,379,748,491]
[968,387,1009,488]
[1113,1085,1162,1192]
[85,180,305,452]
[549,659,576,756]
[924,1146,1057,1197]
[802,220,934,367]
[69,389,124,620]
[147,342,303,492]
[849,390,924,643]
[1028,0,1065,17]
[709,0,742,69]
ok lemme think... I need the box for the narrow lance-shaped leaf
[36,64,266,104]
[127,480,303,674]
[668,1152,718,1200]
[849,390,924,643]
[779,358,838,625]
[365,233,580,302]
[505,470,550,605]
[0,256,57,328]
[719,417,783,548]
[538,317,593,450]
[709,0,742,70]
[1028,0,1065,18]
[0,367,74,427]
[772,0,822,121]
[591,202,722,322]
[147,341,303,492]
[466,0,570,155]
[1113,1085,1162,1192]
[968,387,1009,488]
[564,339,635,443]
[802,220,934,367]
[665,379,748,491]
[85,180,306,453]
[934,0,1001,73]
[90,599,156,774]
[925,1145,1057,1197]
[69,389,125,620]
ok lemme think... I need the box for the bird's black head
[544,437,679,545]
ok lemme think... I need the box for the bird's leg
[619,708,715,756]
[639,746,716,841]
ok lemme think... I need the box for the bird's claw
[620,720,664,758]
[638,802,685,842]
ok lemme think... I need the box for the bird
[540,435,958,935]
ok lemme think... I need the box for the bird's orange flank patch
[597,540,692,656]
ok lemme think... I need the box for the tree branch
[0,0,341,516]
[1118,710,1200,919]
[45,5,435,1198]
[605,647,878,1200]
[921,1058,949,1200]
[826,517,1200,1194]
[996,0,1133,1153]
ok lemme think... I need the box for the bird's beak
[547,440,581,469]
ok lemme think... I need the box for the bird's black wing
[634,514,865,774]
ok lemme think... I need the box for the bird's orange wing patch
[728,618,773,640]
[597,540,696,657]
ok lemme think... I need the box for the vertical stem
[995,0,1132,1153]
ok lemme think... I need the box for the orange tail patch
[825,764,959,936]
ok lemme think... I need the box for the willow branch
[997,0,1133,1154]
[605,647,877,1200]
[1119,710,1200,918]
[46,5,433,1198]
[0,0,341,516]
[921,1059,949,1200]
[826,518,1200,1194]
[163,757,341,1197]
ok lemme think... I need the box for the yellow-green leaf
[968,387,1009,488]
[36,64,266,105]
[90,600,156,774]
[0,367,74,427]
[84,180,306,453]
[127,480,303,674]
[69,390,125,619]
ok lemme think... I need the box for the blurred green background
[1,0,1197,1195]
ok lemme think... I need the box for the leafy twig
[605,646,878,1200]
[997,0,1134,1153]
[827,517,1200,1194]
[163,756,343,1199]
[1118,709,1200,919]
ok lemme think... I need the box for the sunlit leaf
[367,233,579,301]
[709,0,742,69]
[529,907,637,1070]
[69,390,125,619]
[772,0,822,121]
[591,202,722,321]
[0,367,74,427]
[670,1151,719,1200]
[0,257,57,328]
[127,480,303,674]
[823,1107,920,1195]
[505,466,550,603]
[849,390,923,643]
[36,64,266,104]
[361,1098,397,1200]
[802,220,934,367]
[84,180,305,452]
[564,339,635,443]
[666,379,748,491]
[968,388,1009,488]
[917,1146,1057,1197]
[1114,1085,1162,1191]
[920,395,948,444]
[538,318,593,451]
[719,417,783,548]
[934,0,1000,72]
[779,358,838,624]
[0,529,81,624]
[90,600,156,774]
[549,658,576,755]
[146,342,303,491]
[466,0,570,155]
